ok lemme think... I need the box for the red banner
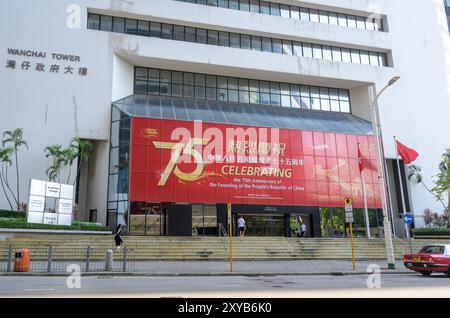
[129,118,381,209]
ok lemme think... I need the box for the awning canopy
[112,95,373,135]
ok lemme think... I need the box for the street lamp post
[370,76,400,270]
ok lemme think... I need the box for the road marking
[23,289,56,291]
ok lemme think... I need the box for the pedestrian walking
[114,224,123,249]
[299,223,307,237]
[237,216,246,238]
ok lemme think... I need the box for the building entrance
[238,214,285,237]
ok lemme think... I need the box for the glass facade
[87,13,389,67]
[107,105,131,231]
[134,67,352,113]
[174,0,384,31]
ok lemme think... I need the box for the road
[0,273,449,298]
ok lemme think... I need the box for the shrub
[413,228,450,236]
[0,210,26,218]
[0,217,109,231]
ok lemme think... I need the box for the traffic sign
[404,213,413,225]
[344,197,353,205]
[345,212,354,223]
[345,204,353,212]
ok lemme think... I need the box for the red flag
[357,145,365,173]
[396,140,419,164]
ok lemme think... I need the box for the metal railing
[0,246,136,273]
[218,223,228,237]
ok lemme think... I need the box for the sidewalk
[0,259,412,277]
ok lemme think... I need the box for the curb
[0,270,413,277]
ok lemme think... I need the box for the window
[272,39,282,54]
[197,29,207,44]
[100,15,113,32]
[356,16,366,29]
[219,32,229,47]
[293,42,302,57]
[322,46,332,61]
[309,9,319,23]
[351,49,361,64]
[161,24,173,39]
[112,17,125,33]
[282,40,292,55]
[250,0,260,13]
[230,33,240,48]
[125,19,137,35]
[291,7,300,20]
[302,43,313,58]
[241,34,251,50]
[137,21,149,37]
[185,27,196,42]
[347,15,357,28]
[229,0,239,10]
[312,44,322,59]
[149,22,160,37]
[260,1,270,14]
[173,26,184,41]
[338,13,347,27]
[208,30,219,45]
[329,12,338,25]
[251,36,262,51]
[90,14,388,68]
[270,3,280,16]
[280,5,290,18]
[262,37,272,52]
[319,11,329,24]
[87,14,100,30]
[239,0,250,11]
[300,8,310,21]
[332,47,341,61]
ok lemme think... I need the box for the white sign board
[27,179,73,226]
[43,213,58,225]
[58,199,73,214]
[45,182,60,198]
[345,212,354,223]
[345,204,353,212]
[28,195,45,212]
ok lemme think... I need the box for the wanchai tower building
[1,0,450,237]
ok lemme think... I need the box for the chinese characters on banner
[129,118,382,209]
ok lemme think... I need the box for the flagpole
[358,143,371,239]
[361,170,371,239]
[394,136,412,254]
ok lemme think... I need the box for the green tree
[0,147,15,210]
[45,144,65,182]
[70,138,93,185]
[432,149,450,224]
[2,128,28,211]
[408,164,449,214]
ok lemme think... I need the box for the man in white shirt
[300,223,307,237]
[237,216,246,237]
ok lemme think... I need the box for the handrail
[218,223,228,237]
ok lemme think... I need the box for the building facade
[1,0,449,237]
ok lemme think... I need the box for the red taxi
[404,244,450,277]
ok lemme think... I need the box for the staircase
[0,234,448,261]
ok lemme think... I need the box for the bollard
[86,246,91,272]
[47,247,53,273]
[105,249,113,272]
[122,247,127,272]
[7,246,13,272]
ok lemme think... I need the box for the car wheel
[420,271,432,277]
[447,268,450,278]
